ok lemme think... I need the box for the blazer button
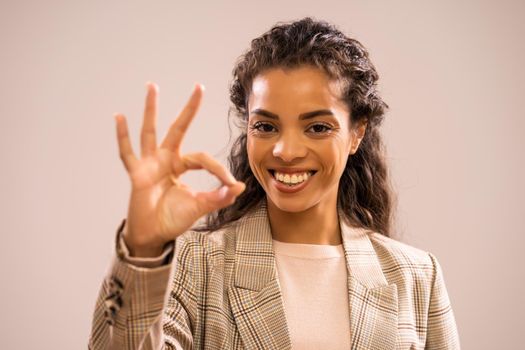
[104,309,115,326]
[104,276,124,325]
[108,276,124,295]
[103,298,120,325]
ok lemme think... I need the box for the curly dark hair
[197,17,396,237]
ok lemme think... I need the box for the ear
[349,120,367,155]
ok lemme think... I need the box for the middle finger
[140,82,159,157]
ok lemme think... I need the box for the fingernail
[146,81,158,91]
[218,186,229,199]
[238,181,246,193]
[195,83,205,92]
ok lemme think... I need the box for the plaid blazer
[89,201,460,349]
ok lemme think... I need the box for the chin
[266,195,319,214]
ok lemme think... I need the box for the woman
[89,18,460,349]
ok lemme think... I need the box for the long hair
[196,17,396,236]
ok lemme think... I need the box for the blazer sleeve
[88,221,178,350]
[425,253,461,349]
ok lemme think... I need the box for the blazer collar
[338,212,398,349]
[232,201,276,291]
[231,200,389,290]
[229,200,398,350]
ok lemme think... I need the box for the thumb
[197,182,246,211]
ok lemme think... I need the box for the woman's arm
[425,253,461,349]
[88,221,174,350]
[88,82,244,349]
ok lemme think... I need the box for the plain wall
[1,0,523,348]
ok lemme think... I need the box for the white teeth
[272,171,313,185]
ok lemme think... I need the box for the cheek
[246,135,260,164]
[320,138,351,175]
[246,136,268,181]
[247,135,274,159]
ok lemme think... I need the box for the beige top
[272,239,351,350]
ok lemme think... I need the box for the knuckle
[172,162,184,174]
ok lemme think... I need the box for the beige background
[1,0,523,348]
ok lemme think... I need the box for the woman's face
[247,65,366,213]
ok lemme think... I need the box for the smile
[270,170,315,185]
[268,169,317,193]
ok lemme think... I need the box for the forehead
[248,66,345,111]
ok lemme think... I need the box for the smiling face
[247,65,366,214]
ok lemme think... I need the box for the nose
[272,131,308,162]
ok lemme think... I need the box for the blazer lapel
[340,218,398,350]
[227,202,397,350]
[228,202,291,350]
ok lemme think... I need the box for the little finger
[114,113,138,171]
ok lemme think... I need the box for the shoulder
[174,221,239,266]
[367,232,440,286]
[168,223,239,297]
[368,232,433,265]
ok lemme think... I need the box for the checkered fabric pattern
[89,201,460,349]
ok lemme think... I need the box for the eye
[307,123,333,134]
[251,121,277,133]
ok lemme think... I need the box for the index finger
[160,84,204,151]
[180,152,237,186]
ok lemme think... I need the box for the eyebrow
[250,108,334,120]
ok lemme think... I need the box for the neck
[267,198,341,245]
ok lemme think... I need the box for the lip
[268,167,317,174]
[268,169,315,194]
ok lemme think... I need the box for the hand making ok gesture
[114,83,245,257]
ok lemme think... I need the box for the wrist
[122,225,167,258]
[126,240,165,258]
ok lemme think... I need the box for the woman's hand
[114,83,245,257]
